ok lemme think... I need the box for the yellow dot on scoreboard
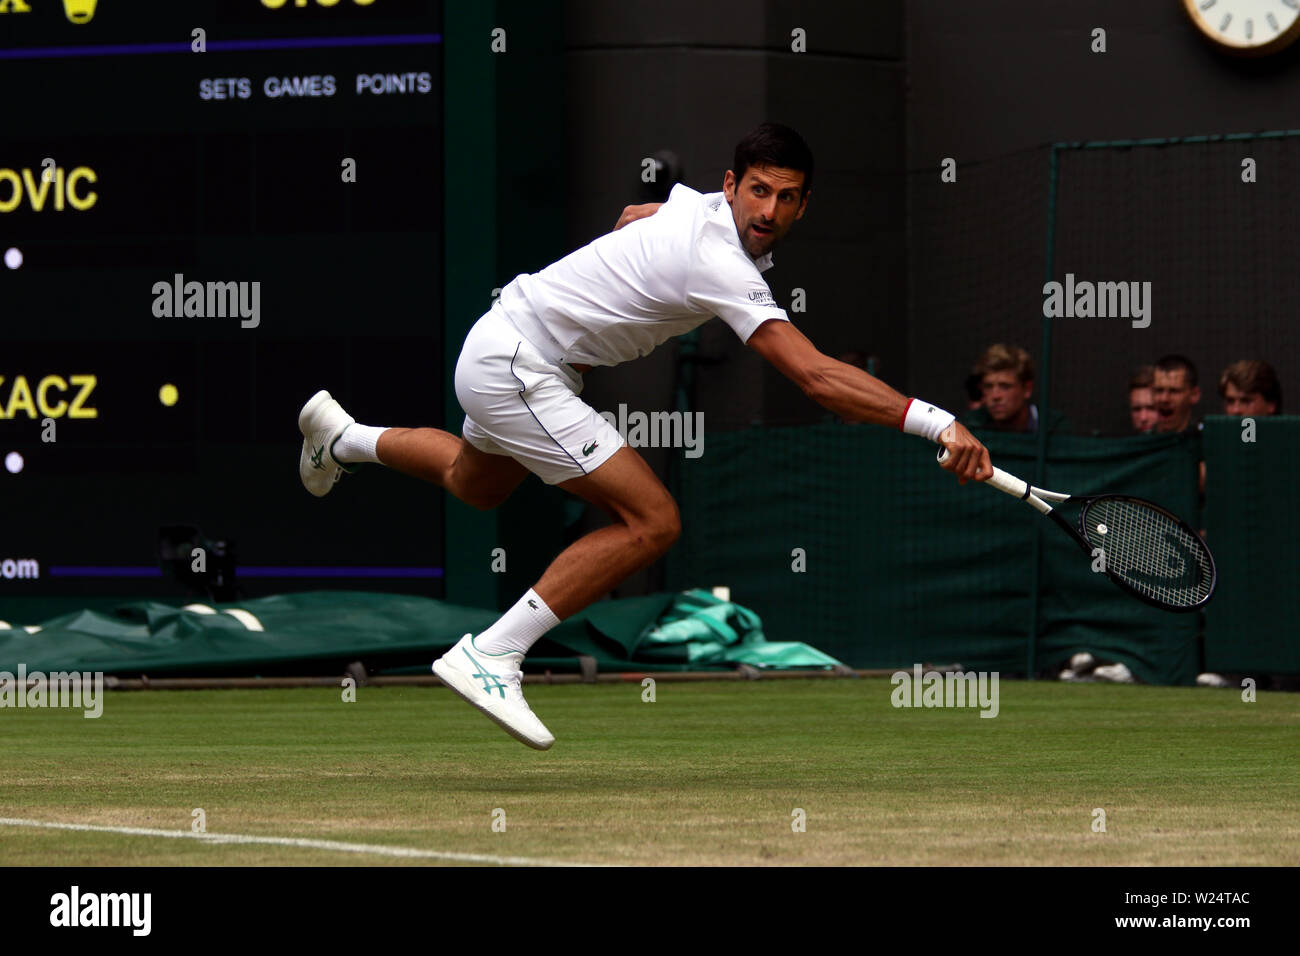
[159,384,179,407]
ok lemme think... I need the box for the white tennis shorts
[455,306,624,485]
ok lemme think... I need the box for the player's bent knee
[660,505,682,549]
[639,502,681,557]
[448,470,511,510]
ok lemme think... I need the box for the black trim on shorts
[510,342,587,477]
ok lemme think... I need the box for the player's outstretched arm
[746,319,990,482]
[613,202,663,231]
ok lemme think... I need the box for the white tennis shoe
[432,634,555,750]
[298,390,356,497]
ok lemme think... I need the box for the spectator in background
[1201,360,1291,692]
[1128,365,1159,433]
[1219,359,1281,416]
[1151,354,1201,434]
[962,344,1067,433]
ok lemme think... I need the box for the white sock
[333,423,387,463]
[473,589,560,657]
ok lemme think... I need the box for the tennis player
[298,123,991,749]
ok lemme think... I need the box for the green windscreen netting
[668,426,1205,684]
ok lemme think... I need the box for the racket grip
[936,448,1028,499]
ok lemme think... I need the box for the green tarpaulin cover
[0,589,844,677]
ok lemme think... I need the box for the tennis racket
[938,449,1217,612]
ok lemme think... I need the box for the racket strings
[1082,498,1213,608]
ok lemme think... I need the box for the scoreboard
[0,0,446,600]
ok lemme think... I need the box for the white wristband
[900,398,956,443]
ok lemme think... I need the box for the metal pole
[1026,144,1062,679]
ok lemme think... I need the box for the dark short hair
[1219,359,1282,411]
[1155,354,1198,388]
[1128,365,1154,391]
[733,123,814,195]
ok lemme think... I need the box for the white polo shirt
[494,183,790,368]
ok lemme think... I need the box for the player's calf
[372,427,529,510]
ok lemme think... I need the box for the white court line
[0,817,604,867]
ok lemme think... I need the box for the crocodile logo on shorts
[582,440,598,456]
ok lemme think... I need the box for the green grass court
[2,679,1296,866]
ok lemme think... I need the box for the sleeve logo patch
[747,290,776,305]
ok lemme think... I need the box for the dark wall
[908,0,1300,163]
[906,0,1300,432]
[565,0,907,430]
